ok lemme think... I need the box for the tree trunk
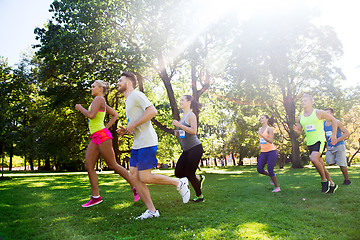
[282,95,303,168]
[44,158,51,170]
[157,53,180,121]
[290,137,302,168]
[231,153,236,166]
[24,155,27,171]
[136,73,144,92]
[9,142,13,171]
[1,143,4,177]
[29,155,34,171]
[279,152,285,169]
[238,152,243,166]
[348,138,360,167]
[213,157,217,167]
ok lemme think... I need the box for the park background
[1,0,360,239]
[1,0,360,171]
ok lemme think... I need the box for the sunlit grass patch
[195,227,224,239]
[236,222,272,239]
[111,201,133,210]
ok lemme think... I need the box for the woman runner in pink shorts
[75,80,139,207]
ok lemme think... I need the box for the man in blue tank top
[324,108,351,185]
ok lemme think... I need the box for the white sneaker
[177,177,190,203]
[136,209,160,220]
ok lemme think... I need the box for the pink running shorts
[90,128,113,146]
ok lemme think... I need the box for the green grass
[0,166,359,240]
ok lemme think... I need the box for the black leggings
[175,144,204,197]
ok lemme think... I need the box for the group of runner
[75,72,351,219]
[75,72,204,219]
[258,94,351,194]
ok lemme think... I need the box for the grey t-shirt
[125,90,158,149]
[177,112,201,151]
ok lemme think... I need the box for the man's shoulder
[131,90,148,99]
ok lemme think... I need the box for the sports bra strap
[184,111,191,125]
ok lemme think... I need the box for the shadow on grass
[0,177,11,181]
[0,166,359,239]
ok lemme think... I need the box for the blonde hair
[94,80,110,93]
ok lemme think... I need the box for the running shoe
[327,184,338,194]
[272,187,281,193]
[132,187,140,202]
[136,209,160,220]
[199,175,206,190]
[192,196,204,202]
[342,180,352,185]
[321,181,330,193]
[270,179,274,185]
[177,177,190,203]
[82,196,103,208]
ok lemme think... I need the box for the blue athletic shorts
[130,146,158,171]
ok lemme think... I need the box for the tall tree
[227,3,344,167]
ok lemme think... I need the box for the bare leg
[99,139,135,188]
[85,142,100,196]
[270,176,279,188]
[130,167,156,212]
[139,169,179,187]
[310,152,334,185]
[340,166,349,181]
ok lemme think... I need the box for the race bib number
[179,130,185,139]
[305,124,316,132]
[326,131,332,137]
[260,138,267,144]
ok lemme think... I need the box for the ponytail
[263,113,276,127]
[184,95,202,117]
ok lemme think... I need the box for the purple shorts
[90,128,113,146]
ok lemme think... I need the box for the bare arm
[172,112,197,135]
[75,96,102,119]
[334,120,350,144]
[125,105,157,134]
[105,105,119,129]
[317,110,337,145]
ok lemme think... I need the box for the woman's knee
[106,160,119,170]
[84,161,94,171]
[268,169,275,177]
[257,167,265,174]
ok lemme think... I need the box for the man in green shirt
[294,94,338,193]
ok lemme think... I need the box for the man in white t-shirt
[116,72,190,220]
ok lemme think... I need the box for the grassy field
[0,165,359,240]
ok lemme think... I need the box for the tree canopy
[1,0,360,171]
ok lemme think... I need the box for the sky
[0,0,359,87]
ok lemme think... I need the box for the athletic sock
[92,195,100,198]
